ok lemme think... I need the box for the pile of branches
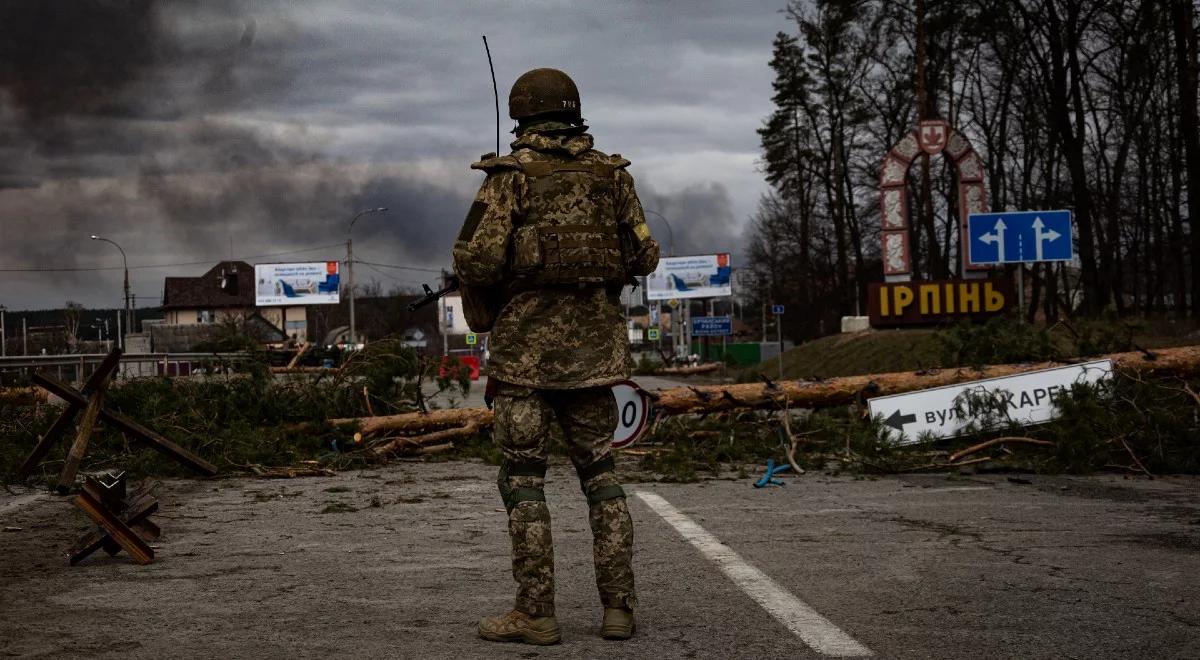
[332,345,1200,480]
[6,337,1198,485]
[624,369,1200,482]
[1,340,471,486]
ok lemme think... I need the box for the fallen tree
[330,406,494,436]
[653,345,1200,414]
[330,345,1200,441]
[654,363,720,376]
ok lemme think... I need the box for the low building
[158,260,304,350]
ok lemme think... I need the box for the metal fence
[0,352,252,387]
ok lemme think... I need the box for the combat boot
[600,607,635,640]
[478,609,561,645]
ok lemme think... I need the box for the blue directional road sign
[968,210,1073,265]
[691,316,732,337]
[771,304,785,315]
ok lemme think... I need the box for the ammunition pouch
[497,460,548,514]
[512,159,627,288]
[577,455,625,506]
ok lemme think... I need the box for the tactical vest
[509,159,626,287]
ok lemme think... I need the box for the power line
[354,259,445,274]
[0,243,345,273]
[358,262,429,285]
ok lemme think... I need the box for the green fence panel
[689,342,761,365]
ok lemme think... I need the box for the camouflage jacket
[452,130,660,389]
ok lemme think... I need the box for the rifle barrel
[406,277,460,312]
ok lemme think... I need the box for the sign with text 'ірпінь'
[867,278,1013,327]
[867,360,1113,445]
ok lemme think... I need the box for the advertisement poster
[255,262,341,306]
[645,253,732,300]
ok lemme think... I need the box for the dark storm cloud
[642,182,742,258]
[0,0,164,119]
[0,0,783,309]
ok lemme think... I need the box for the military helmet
[508,68,581,122]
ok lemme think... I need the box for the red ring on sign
[611,379,651,449]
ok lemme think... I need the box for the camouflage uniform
[453,124,659,619]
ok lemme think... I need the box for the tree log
[948,436,1055,463]
[328,345,1200,435]
[653,345,1200,415]
[270,366,326,374]
[654,363,720,376]
[329,406,494,436]
[286,342,312,369]
[369,421,483,458]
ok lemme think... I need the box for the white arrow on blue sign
[968,210,1073,265]
[771,304,785,315]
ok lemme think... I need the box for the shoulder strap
[607,153,632,170]
[521,161,616,178]
[470,153,524,173]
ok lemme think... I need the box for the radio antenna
[482,35,500,154]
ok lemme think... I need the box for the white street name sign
[867,360,1114,444]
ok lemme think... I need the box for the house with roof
[157,261,307,351]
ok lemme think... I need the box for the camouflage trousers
[493,383,636,617]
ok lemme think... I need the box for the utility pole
[347,207,388,348]
[644,209,676,360]
[0,305,6,358]
[90,235,130,350]
[777,309,784,381]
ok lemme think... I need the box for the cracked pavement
[2,464,1198,659]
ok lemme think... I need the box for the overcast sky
[0,0,788,311]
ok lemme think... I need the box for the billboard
[440,294,473,335]
[646,253,732,300]
[255,262,341,306]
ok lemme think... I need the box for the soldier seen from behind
[451,67,660,645]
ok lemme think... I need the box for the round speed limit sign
[611,380,652,449]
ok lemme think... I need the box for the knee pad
[577,455,625,506]
[498,460,547,513]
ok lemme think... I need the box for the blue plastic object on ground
[753,458,790,488]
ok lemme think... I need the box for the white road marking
[635,491,873,657]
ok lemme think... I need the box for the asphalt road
[2,464,1198,659]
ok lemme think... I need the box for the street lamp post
[90,235,130,350]
[643,210,675,258]
[644,210,678,358]
[347,207,388,348]
[0,304,6,358]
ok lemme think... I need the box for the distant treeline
[748,0,1200,340]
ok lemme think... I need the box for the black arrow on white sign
[885,409,917,431]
